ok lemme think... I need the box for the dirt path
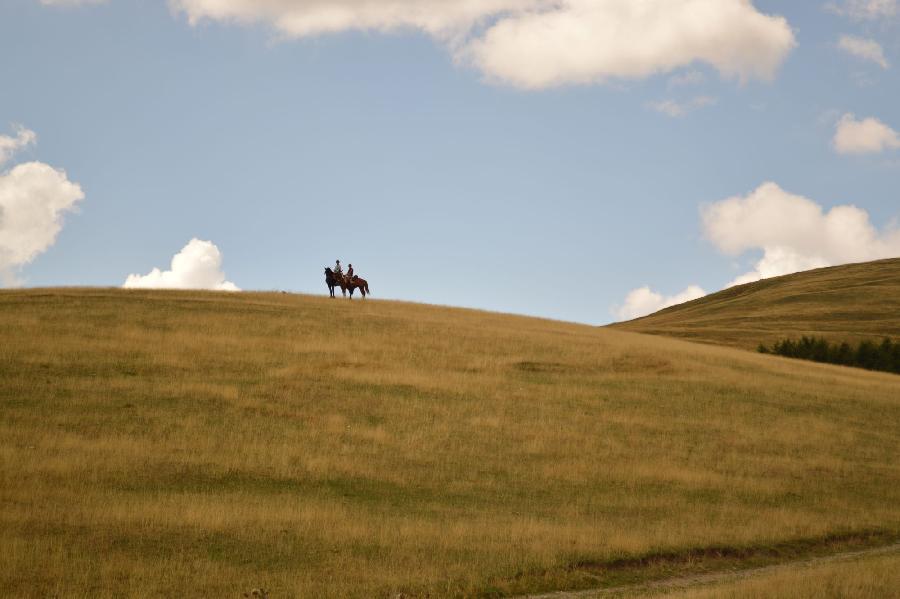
[520,542,900,598]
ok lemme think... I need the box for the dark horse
[323,267,346,298]
[346,275,370,299]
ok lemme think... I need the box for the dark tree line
[758,336,900,375]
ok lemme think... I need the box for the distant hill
[612,258,900,350]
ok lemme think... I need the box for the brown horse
[323,267,347,298]
[346,275,370,299]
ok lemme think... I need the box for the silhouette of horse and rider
[324,259,370,299]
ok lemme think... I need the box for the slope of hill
[612,258,900,350]
[1,288,898,597]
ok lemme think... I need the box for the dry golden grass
[637,551,900,598]
[1,288,898,597]
[612,258,900,350]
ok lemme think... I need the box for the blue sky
[1,0,898,324]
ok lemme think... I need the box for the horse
[323,267,347,298]
[346,275,370,299]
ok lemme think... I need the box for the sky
[1,0,899,325]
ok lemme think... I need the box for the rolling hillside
[612,258,900,350]
[1,288,899,598]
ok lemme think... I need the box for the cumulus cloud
[0,125,36,167]
[827,0,898,19]
[833,113,900,154]
[0,161,84,286]
[123,238,240,291]
[647,96,716,118]
[838,35,889,69]
[170,0,795,89]
[702,182,900,287]
[462,0,795,89]
[615,285,706,321]
[614,182,900,319]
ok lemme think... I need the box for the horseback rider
[347,263,354,280]
[334,259,343,277]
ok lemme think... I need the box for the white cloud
[833,113,900,154]
[170,0,545,38]
[123,238,240,291]
[0,125,36,167]
[616,182,900,316]
[647,96,717,118]
[702,182,900,287]
[615,285,706,321]
[171,0,795,89]
[0,161,84,286]
[460,0,795,89]
[827,0,898,19]
[838,35,889,69]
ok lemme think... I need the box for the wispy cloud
[0,125,36,167]
[667,70,705,88]
[647,96,717,118]
[827,0,899,20]
[838,35,889,69]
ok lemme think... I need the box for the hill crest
[611,257,900,349]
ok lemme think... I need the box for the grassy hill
[1,288,899,597]
[643,548,900,599]
[612,258,900,350]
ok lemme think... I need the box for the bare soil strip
[520,540,900,598]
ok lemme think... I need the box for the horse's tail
[365,282,370,295]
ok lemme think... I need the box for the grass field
[637,548,900,599]
[612,258,900,350]
[1,288,899,597]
